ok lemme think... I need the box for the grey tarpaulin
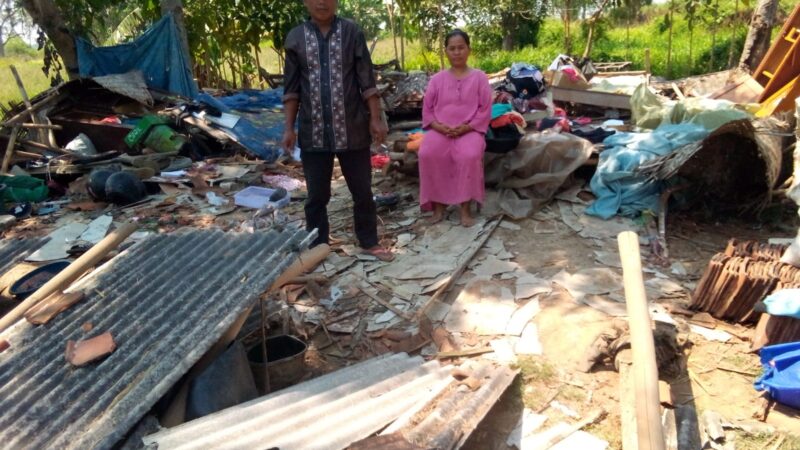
[484,131,594,218]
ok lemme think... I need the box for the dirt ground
[459,210,800,450]
[3,157,800,449]
[286,164,800,449]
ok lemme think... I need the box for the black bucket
[247,334,307,393]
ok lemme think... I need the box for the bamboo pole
[617,231,666,450]
[15,123,62,130]
[0,223,137,335]
[10,65,56,147]
[1,92,59,128]
[1,126,20,174]
[268,244,331,292]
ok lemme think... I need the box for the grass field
[0,54,54,111]
[367,14,750,78]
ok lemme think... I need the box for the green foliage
[339,0,389,40]
[0,54,54,108]
[4,36,36,58]
[26,0,800,90]
[462,0,548,51]
[385,9,748,79]
[397,0,459,51]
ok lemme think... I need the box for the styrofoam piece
[233,186,290,209]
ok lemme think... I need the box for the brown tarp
[483,131,594,218]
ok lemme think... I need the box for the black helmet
[105,172,147,205]
[88,170,116,201]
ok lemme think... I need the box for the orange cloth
[406,132,425,152]
[490,112,526,134]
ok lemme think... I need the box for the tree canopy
[17,0,791,87]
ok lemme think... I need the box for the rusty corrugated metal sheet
[0,227,313,450]
[384,360,519,449]
[144,353,453,450]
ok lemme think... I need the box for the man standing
[282,0,393,262]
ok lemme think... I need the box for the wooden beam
[18,139,69,154]
[550,86,631,110]
[9,65,58,148]
[618,231,666,450]
[1,126,21,174]
[1,92,60,127]
[17,123,63,130]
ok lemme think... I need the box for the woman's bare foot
[428,203,445,224]
[460,215,476,227]
[460,202,475,227]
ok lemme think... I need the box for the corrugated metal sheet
[0,228,313,450]
[384,360,519,449]
[144,353,453,450]
[0,237,48,277]
[92,71,154,106]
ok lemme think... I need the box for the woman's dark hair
[445,29,470,48]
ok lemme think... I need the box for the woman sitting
[418,29,492,227]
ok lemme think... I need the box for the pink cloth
[419,69,492,210]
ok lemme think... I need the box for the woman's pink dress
[419,69,493,210]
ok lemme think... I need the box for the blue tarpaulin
[196,90,284,162]
[585,123,710,219]
[76,14,198,98]
[755,342,800,409]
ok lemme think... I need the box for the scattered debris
[65,331,116,366]
[25,291,85,325]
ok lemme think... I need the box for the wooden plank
[11,66,37,124]
[618,231,666,450]
[19,139,69,154]
[1,92,60,128]
[619,361,639,450]
[8,66,58,148]
[17,123,63,130]
[359,286,413,321]
[1,126,20,174]
[597,70,649,77]
[550,86,631,110]
[753,3,800,100]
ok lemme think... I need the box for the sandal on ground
[362,245,395,262]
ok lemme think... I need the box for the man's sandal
[362,246,395,262]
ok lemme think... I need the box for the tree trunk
[161,0,192,67]
[738,0,779,72]
[20,0,79,79]
[582,0,611,59]
[667,0,675,77]
[501,12,515,51]
[387,1,399,63]
[727,0,740,68]
[400,16,405,70]
[563,0,572,54]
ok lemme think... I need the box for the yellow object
[756,75,800,117]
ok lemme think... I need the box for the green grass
[0,54,54,111]
[374,15,750,79]
[736,432,800,450]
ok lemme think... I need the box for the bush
[4,36,38,58]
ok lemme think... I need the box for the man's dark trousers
[301,149,378,249]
